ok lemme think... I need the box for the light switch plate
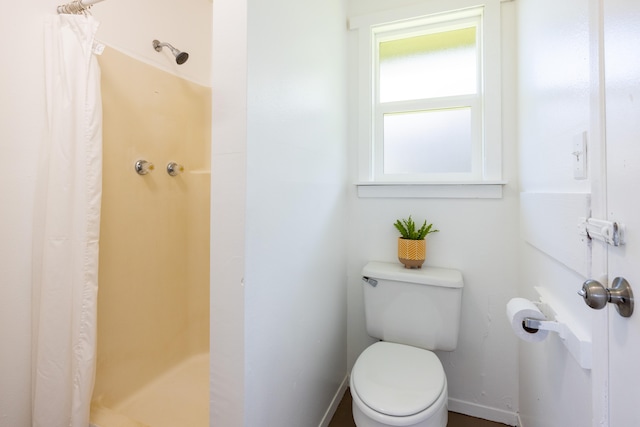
[573,131,587,180]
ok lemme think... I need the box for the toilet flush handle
[362,277,378,287]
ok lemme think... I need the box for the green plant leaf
[393,219,409,238]
[394,215,439,240]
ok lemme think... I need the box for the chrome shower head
[152,39,189,65]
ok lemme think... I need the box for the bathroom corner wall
[93,47,211,405]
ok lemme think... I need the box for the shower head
[152,40,189,65]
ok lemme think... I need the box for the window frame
[374,14,482,182]
[349,0,503,194]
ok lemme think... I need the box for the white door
[600,0,640,424]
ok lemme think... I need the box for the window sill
[356,181,506,199]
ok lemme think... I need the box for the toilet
[350,261,464,427]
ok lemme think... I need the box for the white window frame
[349,0,504,198]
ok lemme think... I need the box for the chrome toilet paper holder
[522,317,562,334]
[520,300,563,335]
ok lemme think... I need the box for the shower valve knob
[135,160,154,175]
[167,162,184,176]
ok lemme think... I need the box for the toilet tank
[362,261,464,351]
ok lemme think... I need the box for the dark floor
[329,389,508,427]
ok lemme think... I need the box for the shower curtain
[32,14,102,427]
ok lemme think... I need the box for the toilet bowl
[350,342,448,427]
[352,262,464,427]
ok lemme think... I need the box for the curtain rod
[57,0,105,14]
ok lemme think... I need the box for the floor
[91,353,209,427]
[329,389,509,427]
[90,357,505,427]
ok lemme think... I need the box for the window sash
[373,96,482,182]
[374,16,481,104]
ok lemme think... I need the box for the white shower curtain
[32,14,102,427]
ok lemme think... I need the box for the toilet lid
[352,342,445,417]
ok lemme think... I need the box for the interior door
[603,0,640,424]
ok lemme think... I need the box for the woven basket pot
[397,237,426,269]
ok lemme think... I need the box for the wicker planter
[397,237,426,269]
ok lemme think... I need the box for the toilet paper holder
[530,288,593,370]
[522,317,563,334]
[519,300,564,336]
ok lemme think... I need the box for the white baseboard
[448,398,519,426]
[319,375,349,427]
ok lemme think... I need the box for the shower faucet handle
[167,162,184,176]
[135,160,154,175]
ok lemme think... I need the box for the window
[350,0,503,192]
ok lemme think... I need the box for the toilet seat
[351,342,446,422]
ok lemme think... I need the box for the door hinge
[578,217,626,246]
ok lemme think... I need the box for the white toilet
[350,261,464,427]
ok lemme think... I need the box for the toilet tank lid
[362,261,463,288]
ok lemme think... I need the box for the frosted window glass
[379,27,477,103]
[383,108,472,174]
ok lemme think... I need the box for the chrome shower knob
[166,162,184,176]
[135,160,154,175]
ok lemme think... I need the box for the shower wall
[93,47,211,407]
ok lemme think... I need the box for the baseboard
[319,375,349,427]
[448,398,519,426]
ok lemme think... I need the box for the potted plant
[394,216,439,269]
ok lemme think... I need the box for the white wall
[210,0,247,425]
[0,1,210,425]
[346,1,520,424]
[516,0,595,426]
[243,0,349,425]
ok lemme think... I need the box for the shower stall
[89,47,211,427]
